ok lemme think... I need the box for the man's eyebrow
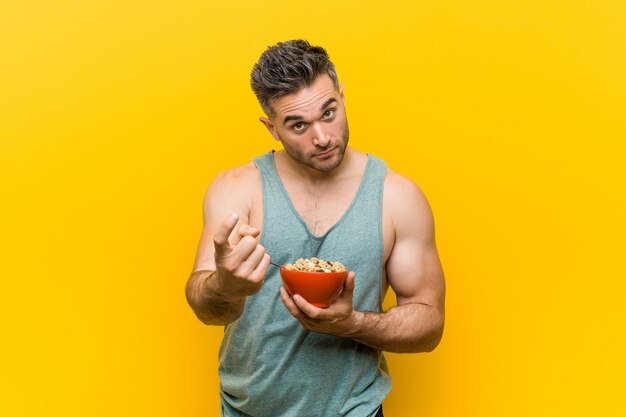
[283,114,304,124]
[320,98,337,110]
[282,98,338,125]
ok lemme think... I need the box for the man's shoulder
[383,167,432,227]
[214,161,259,184]
[206,161,261,200]
[383,167,424,199]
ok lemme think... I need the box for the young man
[186,40,446,417]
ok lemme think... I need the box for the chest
[284,180,358,237]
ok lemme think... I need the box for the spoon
[269,260,283,268]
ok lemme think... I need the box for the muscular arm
[185,165,269,326]
[281,172,445,353]
[350,175,445,352]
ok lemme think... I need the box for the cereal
[284,257,346,273]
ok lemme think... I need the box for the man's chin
[307,151,344,172]
[309,163,337,173]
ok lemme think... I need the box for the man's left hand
[279,271,358,337]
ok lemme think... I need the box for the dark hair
[250,40,339,116]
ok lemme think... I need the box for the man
[186,40,445,417]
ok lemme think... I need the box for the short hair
[250,40,339,116]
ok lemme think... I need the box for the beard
[279,123,350,173]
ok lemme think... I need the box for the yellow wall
[2,1,625,416]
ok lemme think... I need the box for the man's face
[260,74,349,173]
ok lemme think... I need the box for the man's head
[251,40,349,173]
[250,40,339,117]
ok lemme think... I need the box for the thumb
[239,224,260,238]
[232,224,260,245]
[340,271,356,299]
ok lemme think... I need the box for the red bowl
[279,267,348,308]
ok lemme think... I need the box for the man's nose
[312,123,330,147]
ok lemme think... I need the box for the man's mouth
[314,147,335,158]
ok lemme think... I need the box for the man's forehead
[270,76,338,119]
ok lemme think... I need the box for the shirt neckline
[268,150,373,240]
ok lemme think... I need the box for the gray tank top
[218,151,391,417]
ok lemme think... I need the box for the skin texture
[185,74,446,353]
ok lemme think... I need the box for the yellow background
[2,1,625,416]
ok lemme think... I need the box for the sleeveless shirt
[218,151,392,417]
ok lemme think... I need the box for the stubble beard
[281,123,350,173]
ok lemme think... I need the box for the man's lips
[314,147,335,158]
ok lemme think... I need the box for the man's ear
[339,82,345,102]
[259,116,281,141]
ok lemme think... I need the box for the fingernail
[231,212,238,220]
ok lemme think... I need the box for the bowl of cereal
[279,257,348,308]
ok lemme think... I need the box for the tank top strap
[252,150,290,211]
[352,154,387,212]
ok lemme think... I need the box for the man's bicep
[385,177,445,309]
[386,235,445,308]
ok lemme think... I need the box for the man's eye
[293,122,305,131]
[322,109,335,119]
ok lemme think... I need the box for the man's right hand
[213,213,270,301]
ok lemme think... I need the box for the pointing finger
[213,213,239,257]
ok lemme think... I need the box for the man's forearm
[185,270,245,325]
[346,303,444,353]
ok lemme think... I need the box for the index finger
[213,212,239,256]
